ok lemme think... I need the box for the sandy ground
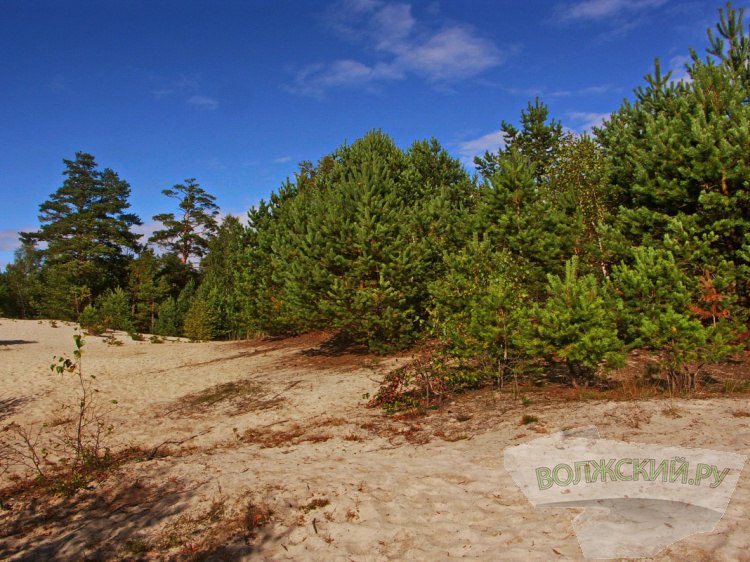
[0,318,748,561]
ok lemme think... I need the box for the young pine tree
[517,256,624,383]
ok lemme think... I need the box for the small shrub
[98,287,134,332]
[0,334,117,493]
[79,304,105,335]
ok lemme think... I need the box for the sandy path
[0,319,748,561]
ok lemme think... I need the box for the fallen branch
[147,429,211,460]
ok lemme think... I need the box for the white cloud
[290,1,510,96]
[273,156,292,164]
[150,74,201,99]
[187,95,219,110]
[133,221,160,243]
[579,84,615,95]
[567,111,611,132]
[559,0,667,21]
[669,55,693,84]
[0,230,21,251]
[504,84,612,99]
[456,131,505,166]
[398,26,504,82]
[292,59,403,96]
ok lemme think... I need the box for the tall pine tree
[22,152,142,319]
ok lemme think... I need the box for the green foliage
[98,287,134,332]
[128,249,170,333]
[150,178,219,265]
[78,304,104,335]
[21,152,142,319]
[599,3,750,306]
[611,247,694,344]
[549,134,614,275]
[429,238,524,381]
[198,215,245,339]
[613,246,739,391]
[1,243,43,318]
[183,297,216,341]
[232,130,474,351]
[517,256,625,381]
[475,147,576,297]
[183,297,217,341]
[474,97,564,183]
[154,298,180,337]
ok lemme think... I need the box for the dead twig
[147,429,211,460]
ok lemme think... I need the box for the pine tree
[183,297,217,341]
[611,246,737,392]
[475,147,576,297]
[21,152,142,319]
[150,178,219,265]
[429,237,525,382]
[474,98,564,183]
[197,215,245,338]
[517,256,624,382]
[229,130,474,350]
[599,3,750,308]
[2,242,43,318]
[128,249,170,333]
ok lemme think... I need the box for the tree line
[1,3,748,392]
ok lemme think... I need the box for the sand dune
[0,319,748,561]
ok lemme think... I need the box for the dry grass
[242,425,334,448]
[240,416,351,448]
[156,493,276,559]
[168,380,285,417]
[300,497,330,513]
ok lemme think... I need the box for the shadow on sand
[0,474,288,561]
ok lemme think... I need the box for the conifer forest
[3,4,750,395]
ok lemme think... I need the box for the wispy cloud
[289,0,512,96]
[273,156,292,164]
[557,0,667,21]
[668,55,693,84]
[133,221,160,244]
[504,84,615,100]
[150,74,220,110]
[579,84,616,95]
[567,111,611,132]
[0,230,21,251]
[150,74,201,98]
[187,95,219,110]
[456,131,505,166]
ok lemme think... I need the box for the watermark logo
[503,426,746,559]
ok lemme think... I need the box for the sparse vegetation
[0,334,117,494]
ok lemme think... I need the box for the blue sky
[0,0,733,266]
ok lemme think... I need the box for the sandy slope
[0,319,748,561]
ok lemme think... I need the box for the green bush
[516,256,625,382]
[154,297,180,337]
[98,287,133,332]
[183,297,217,341]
